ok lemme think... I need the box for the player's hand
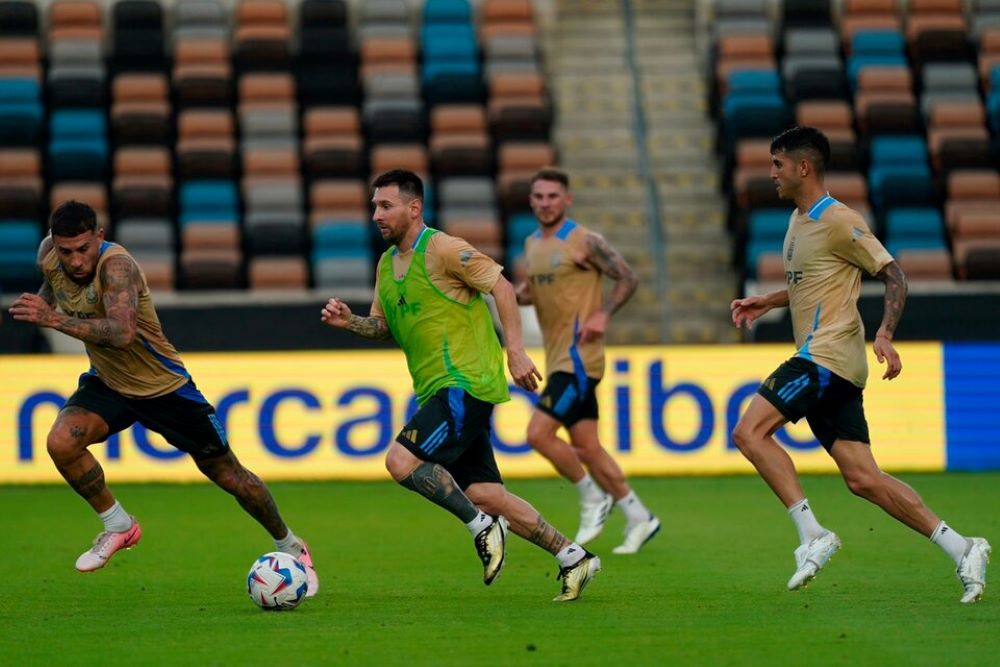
[507,348,542,392]
[514,281,533,305]
[731,295,771,329]
[8,293,55,326]
[874,334,902,380]
[578,311,609,343]
[320,297,352,328]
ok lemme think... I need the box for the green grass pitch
[1,473,998,666]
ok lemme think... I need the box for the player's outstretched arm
[10,254,140,347]
[730,290,789,329]
[873,261,907,380]
[320,297,392,341]
[491,276,542,392]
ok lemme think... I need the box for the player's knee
[466,485,504,515]
[731,420,758,457]
[46,427,86,464]
[526,421,553,449]
[844,471,879,499]
[202,461,236,488]
[572,440,601,464]
[384,446,414,483]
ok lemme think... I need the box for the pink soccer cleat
[297,540,319,597]
[75,517,142,572]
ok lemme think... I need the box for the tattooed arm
[346,314,392,340]
[10,255,140,348]
[320,297,392,341]
[585,231,638,316]
[577,231,639,343]
[38,279,56,307]
[872,261,907,380]
[36,236,56,305]
[875,261,907,340]
[34,236,57,307]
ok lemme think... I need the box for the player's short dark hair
[531,167,570,189]
[770,126,831,175]
[372,169,424,201]
[50,200,98,237]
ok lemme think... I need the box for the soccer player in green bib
[321,170,601,601]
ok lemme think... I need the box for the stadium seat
[0,219,42,292]
[0,1,39,36]
[248,256,309,289]
[112,147,173,219]
[111,73,171,145]
[885,208,948,256]
[0,77,42,145]
[0,149,42,219]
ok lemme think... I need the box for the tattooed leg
[196,450,289,539]
[46,406,115,512]
[466,483,571,555]
[399,462,480,523]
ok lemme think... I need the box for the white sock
[616,490,651,525]
[465,511,493,536]
[931,521,970,566]
[99,501,133,533]
[274,529,302,554]
[556,543,585,568]
[575,474,606,504]
[788,498,826,544]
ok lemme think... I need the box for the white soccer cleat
[575,494,613,545]
[957,537,991,604]
[611,515,661,555]
[787,530,841,590]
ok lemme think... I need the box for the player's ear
[410,196,423,219]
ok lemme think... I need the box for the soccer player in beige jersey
[8,201,318,594]
[730,127,990,603]
[517,168,660,554]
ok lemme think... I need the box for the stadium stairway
[547,0,736,344]
[638,0,739,343]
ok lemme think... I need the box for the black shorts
[65,373,230,459]
[757,357,870,451]
[396,387,503,490]
[536,371,600,427]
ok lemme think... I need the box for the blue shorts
[536,371,600,427]
[65,373,230,459]
[757,357,870,451]
[396,387,503,490]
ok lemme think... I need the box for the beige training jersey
[370,227,503,317]
[524,220,606,380]
[42,241,190,398]
[783,194,893,387]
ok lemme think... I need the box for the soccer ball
[246,552,309,610]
